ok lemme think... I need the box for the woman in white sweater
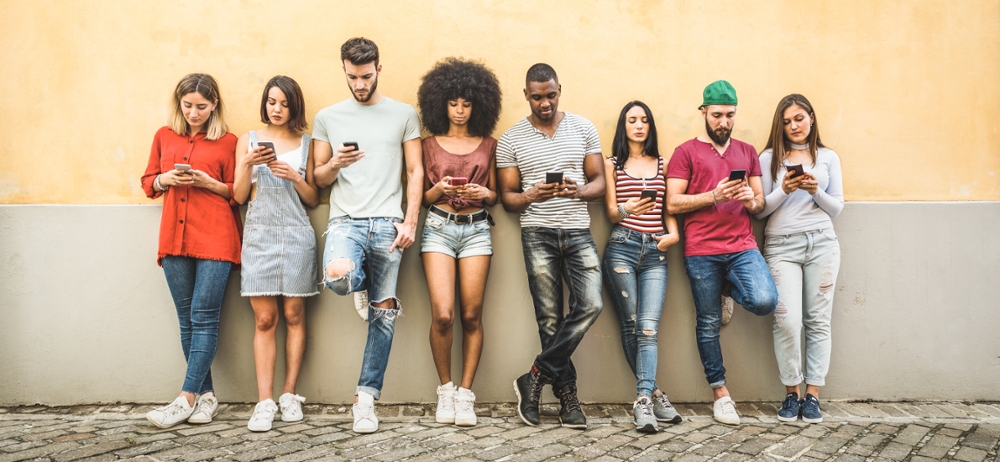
[756,94,843,424]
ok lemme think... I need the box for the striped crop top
[615,157,666,233]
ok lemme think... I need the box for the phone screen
[343,142,359,151]
[640,190,657,201]
[729,169,747,182]
[546,172,563,184]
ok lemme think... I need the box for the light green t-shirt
[313,97,421,220]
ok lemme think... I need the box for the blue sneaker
[777,393,801,422]
[801,394,823,423]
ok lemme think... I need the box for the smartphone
[640,190,657,201]
[257,141,276,154]
[546,172,564,184]
[449,177,468,186]
[343,141,359,151]
[728,169,747,182]
[788,164,804,178]
[174,163,191,172]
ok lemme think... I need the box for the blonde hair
[168,73,228,140]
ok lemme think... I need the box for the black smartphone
[729,169,747,182]
[257,141,275,154]
[343,141,359,151]
[640,190,657,201]
[546,172,563,184]
[788,164,804,178]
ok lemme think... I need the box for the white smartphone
[174,163,191,172]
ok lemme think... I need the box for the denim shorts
[420,207,493,258]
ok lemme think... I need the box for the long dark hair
[763,94,826,181]
[260,75,308,132]
[612,101,660,168]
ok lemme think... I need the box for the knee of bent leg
[636,325,658,346]
[324,258,354,280]
[746,287,779,316]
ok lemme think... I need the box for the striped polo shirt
[496,113,602,229]
[615,157,665,233]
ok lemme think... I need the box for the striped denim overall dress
[240,131,319,297]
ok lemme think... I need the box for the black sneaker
[801,394,823,423]
[555,384,587,429]
[776,392,801,422]
[513,365,548,426]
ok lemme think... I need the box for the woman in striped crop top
[601,101,681,433]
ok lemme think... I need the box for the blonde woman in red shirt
[141,73,241,429]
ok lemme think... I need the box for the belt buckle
[454,214,471,225]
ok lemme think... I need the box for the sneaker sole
[247,423,272,432]
[714,417,740,426]
[802,415,823,424]
[776,414,800,422]
[146,415,184,429]
[455,416,477,427]
[656,415,683,424]
[186,411,217,424]
[280,414,304,422]
[512,379,538,426]
[636,422,658,433]
[435,414,455,424]
[353,424,378,434]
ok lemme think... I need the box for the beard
[352,77,379,103]
[705,119,732,146]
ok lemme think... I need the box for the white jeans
[763,229,840,387]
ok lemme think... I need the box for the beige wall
[1,1,999,203]
[1,202,999,405]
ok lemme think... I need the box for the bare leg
[422,252,458,385]
[251,296,280,402]
[786,385,800,398]
[713,385,731,401]
[456,255,490,390]
[805,385,820,398]
[281,297,307,395]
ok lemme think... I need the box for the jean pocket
[473,221,490,232]
[424,214,446,230]
[821,229,838,241]
[764,236,786,247]
[608,228,628,244]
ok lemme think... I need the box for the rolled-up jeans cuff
[356,386,381,400]
[804,378,826,387]
[709,380,726,389]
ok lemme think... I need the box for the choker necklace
[790,142,809,150]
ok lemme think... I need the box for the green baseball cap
[700,80,738,108]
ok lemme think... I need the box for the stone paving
[1,401,999,461]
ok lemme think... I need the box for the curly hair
[417,57,502,137]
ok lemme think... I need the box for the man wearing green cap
[665,80,778,426]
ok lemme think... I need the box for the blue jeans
[161,256,232,395]
[521,227,603,389]
[322,216,403,399]
[764,229,840,387]
[602,226,667,398]
[684,249,777,388]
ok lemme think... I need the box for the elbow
[828,205,844,219]
[666,203,680,215]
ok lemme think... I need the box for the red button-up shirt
[141,126,242,266]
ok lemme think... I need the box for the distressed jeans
[602,226,668,398]
[521,227,603,389]
[764,229,841,387]
[322,216,403,399]
[684,249,778,388]
[161,256,232,395]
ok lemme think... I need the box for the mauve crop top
[422,136,496,210]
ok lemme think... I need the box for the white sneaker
[435,382,456,423]
[354,290,369,321]
[278,393,306,422]
[352,391,378,433]
[713,396,740,425]
[248,399,278,432]
[455,387,477,427]
[721,295,735,325]
[146,396,194,429]
[187,392,218,424]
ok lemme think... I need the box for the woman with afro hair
[416,57,502,427]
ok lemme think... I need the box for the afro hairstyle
[417,57,502,137]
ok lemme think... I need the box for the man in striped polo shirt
[497,63,606,429]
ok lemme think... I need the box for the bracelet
[154,174,169,191]
[712,190,717,205]
[618,203,630,219]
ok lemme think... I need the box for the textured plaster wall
[1,203,998,405]
[1,0,998,203]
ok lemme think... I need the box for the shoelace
[561,391,582,413]
[161,402,189,418]
[720,399,736,414]
[636,402,653,418]
[655,395,675,411]
[193,397,216,415]
[355,402,375,419]
[528,380,544,403]
[782,394,799,409]
[250,402,276,422]
[281,394,306,411]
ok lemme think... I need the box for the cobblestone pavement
[2,401,998,461]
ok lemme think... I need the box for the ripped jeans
[764,229,840,387]
[602,226,667,398]
[684,249,778,388]
[322,216,403,399]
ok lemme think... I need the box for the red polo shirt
[141,126,242,266]
[666,138,761,257]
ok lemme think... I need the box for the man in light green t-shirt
[311,37,424,435]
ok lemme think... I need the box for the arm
[232,133,254,205]
[740,176,766,215]
[498,166,559,213]
[141,132,165,199]
[389,137,423,252]
[603,159,621,223]
[809,152,844,218]
[312,140,337,188]
[655,209,681,251]
[557,153,606,201]
[268,139,320,208]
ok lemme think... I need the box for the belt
[429,205,492,226]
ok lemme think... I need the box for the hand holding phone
[343,142,359,151]
[333,142,364,169]
[546,172,563,184]
[174,163,192,173]
[787,164,804,179]
[728,169,747,182]
[640,190,657,202]
[449,177,469,186]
